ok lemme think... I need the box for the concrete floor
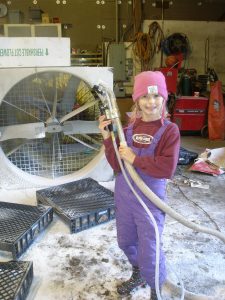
[180,135,225,154]
[164,136,225,299]
[0,135,225,300]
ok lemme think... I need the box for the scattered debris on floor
[0,168,225,299]
[172,178,209,189]
[189,147,225,176]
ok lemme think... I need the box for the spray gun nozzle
[92,85,104,95]
[98,103,113,132]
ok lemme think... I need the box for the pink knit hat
[132,71,168,102]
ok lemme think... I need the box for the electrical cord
[176,184,221,232]
[204,38,210,74]
[175,167,221,232]
[133,32,152,71]
[148,21,164,55]
[133,22,164,71]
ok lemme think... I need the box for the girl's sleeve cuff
[103,136,112,147]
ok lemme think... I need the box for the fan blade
[0,122,45,141]
[62,120,100,135]
[67,135,100,152]
[80,133,102,146]
[2,99,45,123]
[51,132,62,178]
[38,88,52,116]
[0,139,28,156]
[52,77,58,119]
[59,99,99,123]
[62,77,80,111]
[51,133,57,178]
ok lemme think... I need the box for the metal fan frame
[0,67,113,188]
[0,3,7,18]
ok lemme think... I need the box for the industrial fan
[0,67,113,189]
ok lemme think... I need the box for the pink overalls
[114,120,170,288]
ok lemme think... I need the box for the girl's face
[138,94,164,121]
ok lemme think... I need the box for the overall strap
[126,119,171,152]
[126,123,134,147]
[148,119,171,153]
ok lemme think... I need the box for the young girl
[98,71,180,299]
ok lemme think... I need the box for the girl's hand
[98,115,112,140]
[119,145,136,164]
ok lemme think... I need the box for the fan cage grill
[0,71,103,179]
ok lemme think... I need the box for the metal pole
[115,0,119,43]
[160,0,164,67]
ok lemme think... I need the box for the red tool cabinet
[171,96,209,132]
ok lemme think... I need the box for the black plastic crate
[0,261,33,300]
[36,178,115,233]
[0,202,53,259]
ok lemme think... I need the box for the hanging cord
[173,168,221,232]
[121,0,133,42]
[148,22,164,56]
[133,32,152,71]
[133,0,143,37]
[133,21,164,71]
[204,38,209,74]
[119,0,143,42]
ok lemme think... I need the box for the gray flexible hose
[115,116,225,243]
[97,84,225,299]
[104,86,225,244]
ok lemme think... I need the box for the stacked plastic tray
[0,202,53,259]
[36,178,115,233]
[0,261,33,300]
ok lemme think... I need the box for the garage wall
[0,1,224,86]
[0,0,132,51]
[142,20,225,85]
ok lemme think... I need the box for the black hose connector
[98,103,113,132]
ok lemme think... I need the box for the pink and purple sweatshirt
[103,118,180,179]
